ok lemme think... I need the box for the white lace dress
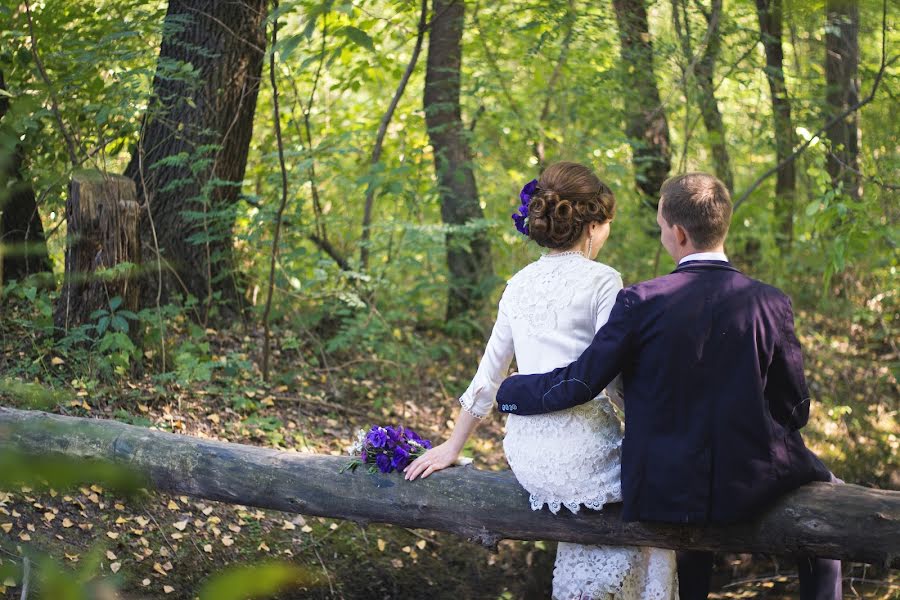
[458,253,678,600]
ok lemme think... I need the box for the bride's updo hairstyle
[527,161,615,250]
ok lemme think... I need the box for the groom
[495,173,841,599]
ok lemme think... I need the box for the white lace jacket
[459,253,626,513]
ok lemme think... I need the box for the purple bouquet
[341,425,433,474]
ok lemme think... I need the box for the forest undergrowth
[0,286,897,599]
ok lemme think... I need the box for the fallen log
[0,407,897,568]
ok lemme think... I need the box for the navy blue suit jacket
[496,260,831,524]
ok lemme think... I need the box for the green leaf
[111,315,129,333]
[108,296,123,312]
[339,26,375,52]
[198,563,310,600]
[277,34,303,61]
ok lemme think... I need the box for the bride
[404,162,677,599]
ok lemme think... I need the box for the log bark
[756,0,797,251]
[0,407,897,568]
[0,69,52,284]
[424,0,494,321]
[123,0,267,320]
[611,0,672,208]
[824,0,860,200]
[53,171,141,333]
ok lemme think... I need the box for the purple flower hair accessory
[512,179,538,236]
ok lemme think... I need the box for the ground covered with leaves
[0,292,897,599]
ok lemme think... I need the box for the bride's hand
[403,441,460,481]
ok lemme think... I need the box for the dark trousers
[676,551,842,600]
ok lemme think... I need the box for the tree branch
[261,2,290,381]
[2,407,898,567]
[22,0,83,166]
[359,0,429,270]
[733,3,895,213]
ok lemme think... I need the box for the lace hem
[529,487,621,515]
[458,396,487,419]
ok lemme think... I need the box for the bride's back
[501,253,622,375]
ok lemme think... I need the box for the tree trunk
[124,0,267,321]
[824,0,860,200]
[693,0,734,194]
[1,407,898,567]
[0,70,52,285]
[53,172,141,334]
[424,0,494,321]
[756,0,797,251]
[611,0,672,207]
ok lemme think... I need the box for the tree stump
[54,171,141,334]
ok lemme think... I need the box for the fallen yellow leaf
[164,585,175,594]
[0,523,12,534]
[110,562,121,574]
[172,520,188,531]
[106,531,119,540]
[106,551,117,560]
[153,563,167,576]
[377,539,386,552]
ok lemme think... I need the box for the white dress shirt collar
[679,251,729,265]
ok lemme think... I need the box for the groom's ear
[674,224,690,247]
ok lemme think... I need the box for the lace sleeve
[458,300,515,419]
[593,269,624,333]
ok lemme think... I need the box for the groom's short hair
[660,173,732,250]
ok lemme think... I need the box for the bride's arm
[405,300,515,481]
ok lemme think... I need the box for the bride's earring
[586,233,593,258]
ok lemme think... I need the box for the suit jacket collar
[672,260,740,274]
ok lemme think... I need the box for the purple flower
[375,453,392,473]
[512,179,537,236]
[520,179,538,204]
[391,445,410,470]
[366,427,388,448]
[385,426,402,443]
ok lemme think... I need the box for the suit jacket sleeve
[496,288,636,415]
[766,296,811,431]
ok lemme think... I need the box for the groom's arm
[766,296,811,431]
[496,289,637,416]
